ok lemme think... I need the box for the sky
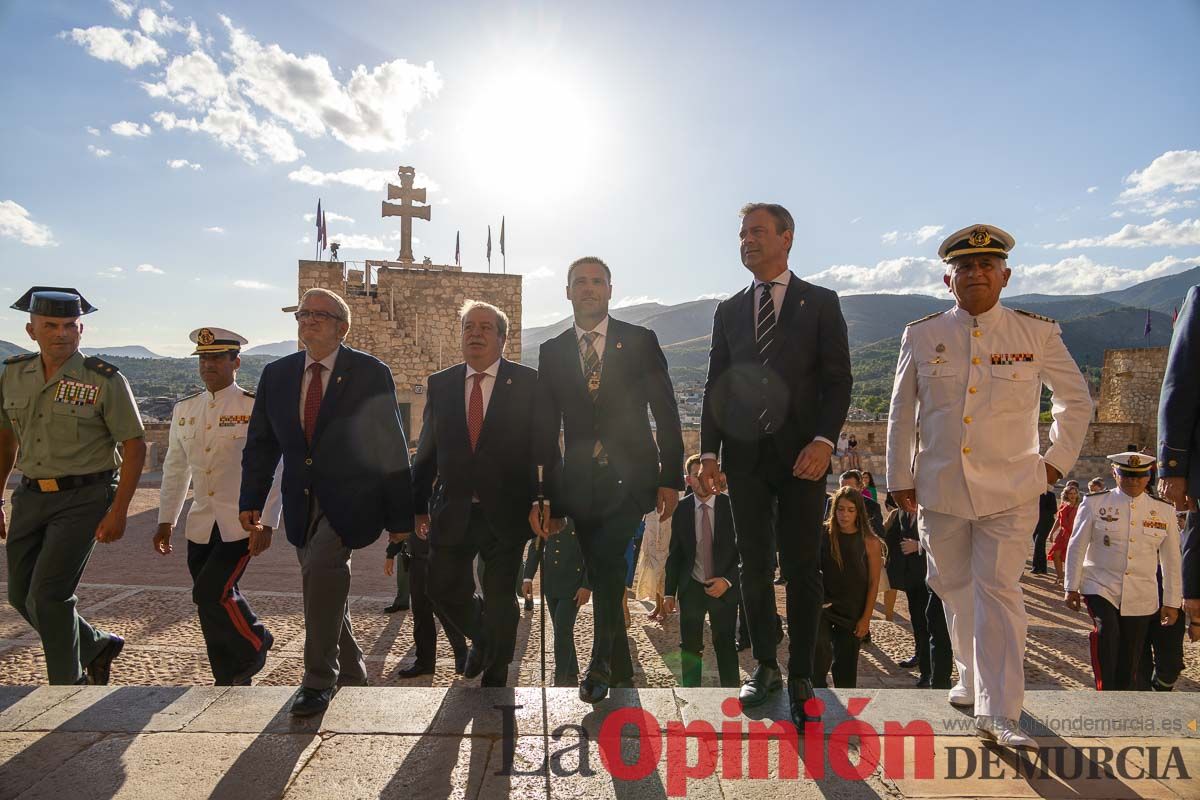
[1,0,1198,355]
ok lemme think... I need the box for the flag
[455,231,461,267]
[500,216,506,256]
[319,207,327,253]
[487,225,492,266]
[1144,309,1152,337]
[315,199,326,250]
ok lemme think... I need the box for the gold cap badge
[968,227,992,247]
[197,328,216,346]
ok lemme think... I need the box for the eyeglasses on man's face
[294,310,342,323]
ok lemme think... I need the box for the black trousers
[726,440,826,680]
[1084,594,1154,691]
[408,553,465,667]
[678,576,740,687]
[903,583,932,677]
[427,507,526,686]
[546,595,581,685]
[813,613,862,688]
[1031,529,1050,573]
[187,524,270,684]
[1138,610,1185,691]
[925,589,953,689]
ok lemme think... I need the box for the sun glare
[458,67,601,198]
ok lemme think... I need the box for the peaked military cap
[1108,451,1155,475]
[11,286,97,317]
[938,224,1016,263]
[189,326,248,355]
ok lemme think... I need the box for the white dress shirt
[159,382,283,542]
[1065,487,1182,615]
[464,359,501,419]
[692,493,717,583]
[885,301,1092,519]
[299,347,339,422]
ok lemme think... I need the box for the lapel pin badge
[506,378,512,385]
[616,341,623,349]
[336,376,343,383]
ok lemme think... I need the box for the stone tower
[296,168,521,439]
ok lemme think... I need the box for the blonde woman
[1046,484,1082,583]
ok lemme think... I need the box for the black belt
[21,470,115,493]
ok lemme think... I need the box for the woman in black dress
[814,486,884,688]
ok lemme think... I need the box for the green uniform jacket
[523,519,589,599]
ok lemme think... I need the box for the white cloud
[111,120,151,137]
[1121,150,1200,198]
[185,20,204,49]
[850,216,862,224]
[613,295,663,308]
[137,8,184,37]
[303,211,354,224]
[151,108,302,164]
[98,266,124,278]
[110,0,135,19]
[220,15,441,152]
[86,126,101,136]
[204,226,225,234]
[696,292,730,300]
[64,26,165,69]
[1047,218,1200,249]
[136,263,164,274]
[882,225,942,245]
[523,266,555,280]
[1087,186,1099,194]
[803,253,1200,297]
[166,158,201,170]
[233,279,272,289]
[327,233,390,251]
[144,50,228,108]
[288,165,394,191]
[87,145,112,158]
[0,201,57,247]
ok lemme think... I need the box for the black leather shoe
[397,662,435,679]
[524,597,535,612]
[384,601,409,613]
[290,686,334,717]
[579,675,609,704]
[86,635,125,686]
[788,679,821,725]
[898,655,919,669]
[229,630,274,686]
[916,675,932,688]
[739,663,783,708]
[463,643,494,679]
[773,576,787,586]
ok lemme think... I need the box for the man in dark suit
[699,203,852,725]
[1158,283,1200,642]
[533,256,685,703]
[240,288,413,716]
[412,300,541,687]
[664,455,741,688]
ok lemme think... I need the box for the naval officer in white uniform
[886,224,1092,750]
[1065,452,1181,690]
[156,327,282,685]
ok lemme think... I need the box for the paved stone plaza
[1,486,1199,798]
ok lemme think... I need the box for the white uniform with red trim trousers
[886,302,1091,720]
[159,383,282,684]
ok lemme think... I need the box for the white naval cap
[1107,451,1155,475]
[938,224,1016,263]
[189,326,248,356]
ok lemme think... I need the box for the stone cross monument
[382,166,431,263]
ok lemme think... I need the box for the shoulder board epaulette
[1148,493,1174,507]
[241,389,256,398]
[905,311,945,327]
[3,352,37,365]
[83,356,119,376]
[1085,489,1110,497]
[1013,308,1057,324]
[177,390,203,402]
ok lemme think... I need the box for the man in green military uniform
[0,287,146,685]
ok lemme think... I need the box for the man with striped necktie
[699,203,853,726]
[533,257,685,703]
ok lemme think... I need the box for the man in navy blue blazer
[1157,283,1200,643]
[240,288,413,716]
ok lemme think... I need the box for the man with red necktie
[240,288,414,716]
[413,300,544,687]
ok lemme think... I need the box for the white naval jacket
[158,383,282,543]
[886,301,1092,519]
[1065,488,1182,615]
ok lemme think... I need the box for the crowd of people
[1,209,1196,750]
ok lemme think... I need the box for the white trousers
[919,500,1038,720]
